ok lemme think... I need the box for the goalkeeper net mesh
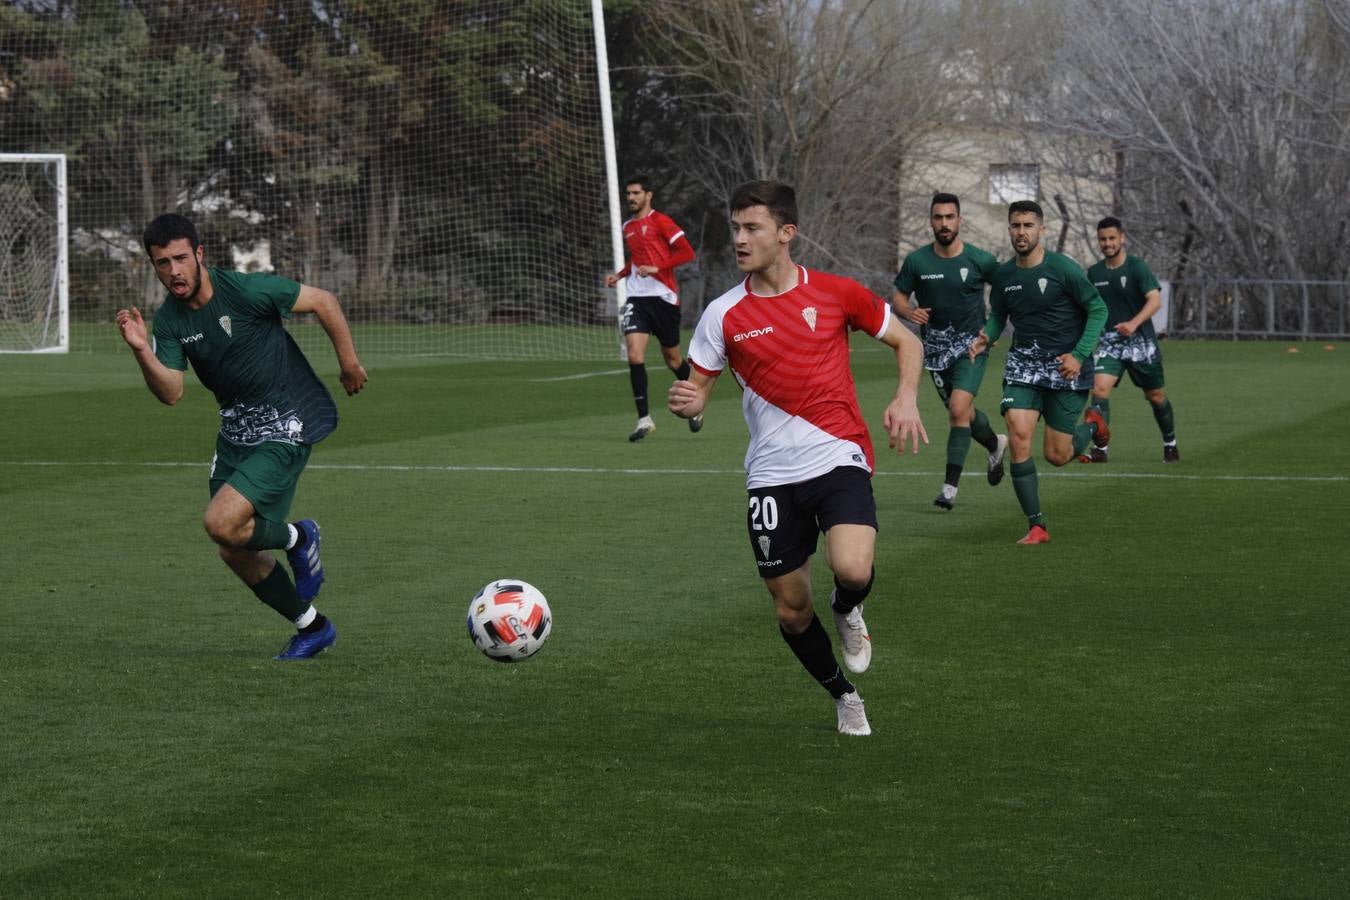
[0,154,67,353]
[0,1,619,359]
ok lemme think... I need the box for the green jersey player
[116,214,367,659]
[1083,217,1179,463]
[969,200,1109,544]
[893,192,1009,510]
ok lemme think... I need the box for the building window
[989,164,1040,204]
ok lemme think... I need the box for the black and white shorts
[745,465,878,579]
[620,295,682,348]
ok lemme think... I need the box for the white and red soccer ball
[467,579,552,662]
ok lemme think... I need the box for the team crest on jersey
[1120,275,1127,288]
[801,306,818,332]
[1037,278,1048,294]
[757,535,772,559]
[218,316,232,337]
[641,224,649,236]
[959,267,969,282]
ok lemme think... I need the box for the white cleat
[831,592,872,674]
[988,432,1009,485]
[835,691,871,736]
[628,416,656,442]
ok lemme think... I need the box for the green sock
[1072,422,1097,457]
[970,408,998,451]
[947,425,973,468]
[1091,397,1111,424]
[249,563,309,622]
[245,517,290,551]
[1152,399,1176,442]
[1011,459,1044,527]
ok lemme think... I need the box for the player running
[668,180,927,736]
[1082,217,1180,463]
[605,175,700,441]
[893,192,1008,510]
[968,200,1109,545]
[116,213,366,659]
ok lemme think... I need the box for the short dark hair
[1096,216,1124,232]
[1008,200,1044,221]
[729,180,798,227]
[143,213,200,254]
[624,174,653,193]
[931,192,961,212]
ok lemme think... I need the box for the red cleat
[1017,524,1050,545]
[1078,447,1108,463]
[1084,408,1111,449]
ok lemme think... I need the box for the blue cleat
[287,519,325,600]
[274,618,337,660]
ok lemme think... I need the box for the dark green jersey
[985,251,1108,390]
[894,242,999,333]
[1086,254,1161,339]
[895,242,1000,371]
[152,268,337,445]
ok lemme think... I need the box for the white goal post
[0,153,69,354]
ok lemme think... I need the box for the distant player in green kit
[116,214,367,658]
[968,201,1109,544]
[1081,217,1180,463]
[893,192,1008,509]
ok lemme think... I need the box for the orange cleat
[1017,524,1050,545]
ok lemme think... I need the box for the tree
[629,0,964,291]
[1022,0,1350,281]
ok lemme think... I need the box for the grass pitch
[1,334,1347,897]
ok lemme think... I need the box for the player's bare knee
[1045,447,1074,467]
[833,561,873,591]
[202,509,245,547]
[774,602,813,634]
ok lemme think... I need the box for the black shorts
[746,466,878,579]
[621,295,682,348]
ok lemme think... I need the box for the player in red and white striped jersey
[668,181,928,736]
[605,175,699,441]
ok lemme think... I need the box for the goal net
[0,2,620,359]
[0,154,68,354]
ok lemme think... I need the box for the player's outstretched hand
[667,379,703,419]
[340,363,368,396]
[116,307,149,352]
[884,398,928,455]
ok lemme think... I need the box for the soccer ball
[466,579,553,662]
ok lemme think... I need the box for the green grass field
[2,334,1347,897]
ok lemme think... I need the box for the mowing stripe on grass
[1,460,1345,482]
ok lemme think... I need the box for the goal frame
[0,152,69,354]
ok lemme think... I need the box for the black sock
[781,614,854,698]
[830,567,875,615]
[300,613,328,634]
[628,363,648,418]
[288,523,308,551]
[249,564,307,622]
[944,463,963,488]
[674,359,691,381]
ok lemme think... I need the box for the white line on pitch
[529,368,635,382]
[0,460,1345,483]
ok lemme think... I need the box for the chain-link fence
[1162,280,1349,340]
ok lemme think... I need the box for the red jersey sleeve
[829,273,889,337]
[654,212,695,268]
